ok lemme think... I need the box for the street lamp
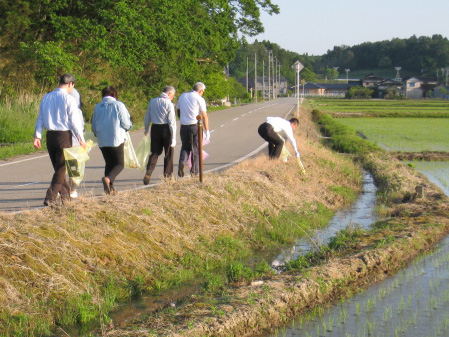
[345,69,350,84]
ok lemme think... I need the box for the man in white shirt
[176,82,210,177]
[258,117,300,160]
[34,74,86,206]
[143,86,177,184]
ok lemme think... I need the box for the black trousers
[100,143,124,185]
[146,124,174,177]
[258,122,284,159]
[179,124,199,174]
[45,130,72,203]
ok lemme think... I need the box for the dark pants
[258,122,284,159]
[100,143,124,185]
[45,130,72,203]
[179,124,199,174]
[146,124,174,177]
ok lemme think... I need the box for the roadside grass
[0,116,362,336]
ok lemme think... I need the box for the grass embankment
[103,107,449,336]
[0,109,361,336]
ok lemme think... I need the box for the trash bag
[124,132,141,169]
[280,143,291,162]
[63,140,94,185]
[135,136,151,172]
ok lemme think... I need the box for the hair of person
[290,118,299,126]
[59,74,76,85]
[162,86,175,94]
[193,82,206,92]
[102,86,118,99]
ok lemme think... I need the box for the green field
[336,117,449,152]
[310,98,449,117]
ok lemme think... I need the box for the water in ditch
[271,170,378,269]
[260,162,449,337]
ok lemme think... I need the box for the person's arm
[144,102,152,135]
[118,102,133,131]
[285,125,299,156]
[67,99,86,148]
[168,102,177,147]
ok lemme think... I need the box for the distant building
[361,74,384,88]
[289,82,359,97]
[404,77,438,98]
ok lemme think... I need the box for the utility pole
[262,60,265,100]
[254,53,257,102]
[268,51,272,100]
[246,57,249,92]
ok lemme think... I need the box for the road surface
[0,98,297,213]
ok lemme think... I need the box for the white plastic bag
[135,136,151,172]
[63,140,94,185]
[124,132,141,169]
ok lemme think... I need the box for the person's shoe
[70,190,79,198]
[102,177,111,194]
[143,174,151,185]
[43,199,59,207]
[178,162,185,177]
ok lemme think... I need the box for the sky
[247,0,449,55]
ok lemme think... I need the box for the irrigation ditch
[98,110,449,336]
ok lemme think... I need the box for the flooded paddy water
[260,162,449,337]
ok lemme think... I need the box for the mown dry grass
[103,108,449,337]
[0,108,361,335]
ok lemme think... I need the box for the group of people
[34,74,299,207]
[33,74,210,206]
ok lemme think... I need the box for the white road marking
[0,154,48,167]
[6,182,41,189]
[232,118,239,121]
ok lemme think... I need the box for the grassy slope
[105,103,449,336]
[0,107,361,336]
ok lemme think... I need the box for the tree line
[230,35,449,86]
[0,0,278,118]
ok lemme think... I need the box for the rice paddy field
[336,118,449,152]
[309,98,449,152]
[310,98,449,117]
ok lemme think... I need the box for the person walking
[177,82,210,177]
[143,86,177,185]
[258,117,300,160]
[33,74,86,206]
[68,87,84,198]
[91,86,132,195]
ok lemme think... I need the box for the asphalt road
[0,97,297,213]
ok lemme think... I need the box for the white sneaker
[70,191,79,198]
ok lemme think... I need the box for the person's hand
[205,130,210,141]
[295,151,300,158]
[33,137,41,149]
[171,138,176,147]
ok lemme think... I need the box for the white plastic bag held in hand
[124,132,141,169]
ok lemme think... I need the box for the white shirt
[144,93,177,142]
[34,88,85,143]
[266,117,299,154]
[177,91,207,125]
